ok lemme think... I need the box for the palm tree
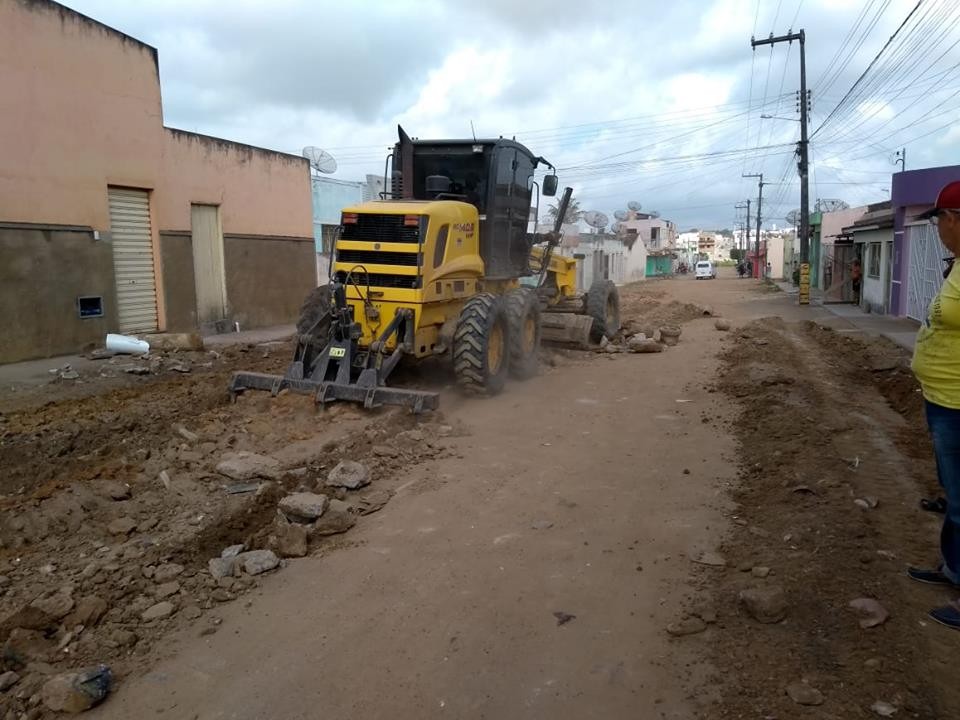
[546,198,583,226]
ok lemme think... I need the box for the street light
[760,114,800,122]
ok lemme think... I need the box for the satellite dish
[785,209,801,226]
[649,210,661,219]
[583,211,609,230]
[302,146,338,174]
[627,201,641,211]
[611,221,623,233]
[613,209,629,221]
[818,199,850,212]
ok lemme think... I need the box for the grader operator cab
[229,126,620,412]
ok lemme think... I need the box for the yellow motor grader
[229,126,620,411]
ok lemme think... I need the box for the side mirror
[542,174,558,197]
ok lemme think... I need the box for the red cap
[917,180,960,220]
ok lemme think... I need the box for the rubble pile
[0,376,460,715]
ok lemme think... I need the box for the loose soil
[707,316,959,719]
[2,274,955,719]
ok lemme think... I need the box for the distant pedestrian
[907,180,960,630]
[850,258,862,303]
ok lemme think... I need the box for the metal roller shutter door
[108,187,158,333]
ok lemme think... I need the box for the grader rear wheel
[585,279,620,344]
[453,293,510,395]
[504,287,541,379]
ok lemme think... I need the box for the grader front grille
[340,214,422,244]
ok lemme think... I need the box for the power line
[813,0,925,137]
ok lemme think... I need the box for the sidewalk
[0,325,296,390]
[816,303,920,351]
[204,324,295,347]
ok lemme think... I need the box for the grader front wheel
[453,293,510,395]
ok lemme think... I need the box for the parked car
[695,261,717,280]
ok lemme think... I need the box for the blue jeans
[926,400,960,583]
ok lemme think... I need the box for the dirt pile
[696,317,956,719]
[0,339,468,717]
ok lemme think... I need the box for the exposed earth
[1,271,957,719]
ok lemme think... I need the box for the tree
[719,228,734,238]
[546,198,583,226]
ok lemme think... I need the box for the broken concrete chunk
[216,451,281,481]
[786,681,824,706]
[871,700,898,717]
[849,597,890,628]
[152,563,185,583]
[141,601,175,622]
[629,338,665,353]
[739,585,788,623]
[326,460,371,490]
[30,591,75,620]
[175,424,200,443]
[2,628,54,665]
[714,318,732,331]
[107,517,137,536]
[154,581,181,599]
[351,488,392,515]
[41,664,112,713]
[0,670,20,692]
[691,550,726,567]
[310,499,357,537]
[659,325,682,346]
[666,617,707,636]
[221,544,245,559]
[208,557,235,581]
[271,521,308,558]
[65,596,108,628]
[99,482,131,501]
[278,492,328,523]
[235,549,280,576]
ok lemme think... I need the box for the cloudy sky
[66,0,960,230]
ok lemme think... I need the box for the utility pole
[895,148,906,172]
[736,202,750,265]
[752,29,809,303]
[743,173,764,277]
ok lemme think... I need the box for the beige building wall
[159,130,311,236]
[0,0,314,362]
[0,0,164,229]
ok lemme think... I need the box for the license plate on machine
[329,347,346,358]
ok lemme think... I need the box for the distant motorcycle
[677,262,688,275]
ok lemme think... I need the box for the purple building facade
[890,165,960,317]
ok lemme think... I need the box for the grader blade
[228,371,439,413]
[539,313,594,347]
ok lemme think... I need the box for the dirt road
[2,272,956,719]
[89,282,739,720]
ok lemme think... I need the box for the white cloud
[60,0,960,227]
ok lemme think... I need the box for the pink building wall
[0,0,311,236]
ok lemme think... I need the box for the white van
[695,261,716,280]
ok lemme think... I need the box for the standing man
[850,258,863,304]
[907,180,960,630]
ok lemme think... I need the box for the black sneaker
[929,604,960,630]
[907,566,960,587]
